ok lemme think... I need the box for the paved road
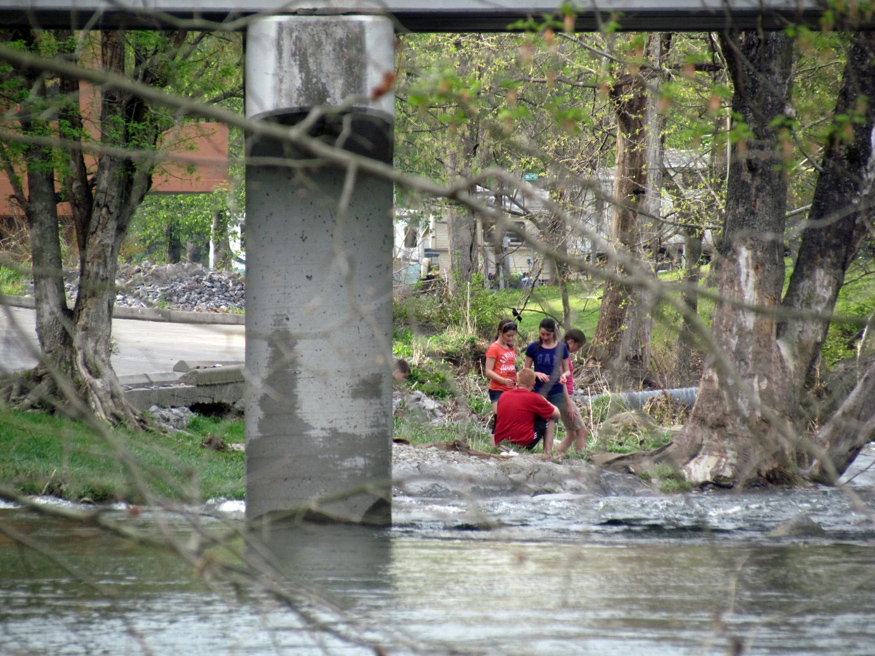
[1,305,245,377]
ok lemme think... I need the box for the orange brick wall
[0,79,229,219]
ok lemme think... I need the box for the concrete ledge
[118,372,181,387]
[1,294,244,325]
[179,365,244,386]
[122,363,245,410]
[173,360,243,373]
[125,381,244,410]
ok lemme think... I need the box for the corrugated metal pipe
[574,387,699,410]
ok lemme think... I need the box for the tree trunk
[666,32,797,486]
[445,203,478,294]
[676,226,703,386]
[166,223,182,263]
[779,33,875,476]
[3,29,75,409]
[73,155,139,425]
[26,151,75,369]
[809,356,875,483]
[211,211,231,270]
[186,240,205,264]
[778,33,875,385]
[4,29,177,428]
[591,68,653,387]
[61,30,157,426]
[606,32,875,487]
[444,142,479,295]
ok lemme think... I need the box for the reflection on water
[2,467,875,655]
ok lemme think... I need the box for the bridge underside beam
[1,0,864,33]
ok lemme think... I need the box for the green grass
[393,415,503,454]
[0,262,28,296]
[0,408,245,504]
[821,263,875,366]
[637,464,694,493]
[493,280,602,339]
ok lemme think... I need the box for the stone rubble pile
[115,262,245,313]
[29,262,246,313]
[148,405,196,431]
[393,389,445,423]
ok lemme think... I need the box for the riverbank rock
[767,514,827,538]
[392,442,652,497]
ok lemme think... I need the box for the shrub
[637,464,693,493]
[394,273,507,338]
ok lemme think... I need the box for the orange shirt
[486,341,517,392]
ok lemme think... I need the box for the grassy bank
[0,408,244,504]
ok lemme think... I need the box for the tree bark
[608,32,875,487]
[445,202,478,294]
[444,142,479,295]
[3,29,182,427]
[778,33,875,477]
[25,146,74,369]
[9,29,75,399]
[591,68,653,387]
[211,211,232,270]
[676,226,704,386]
[778,33,875,385]
[669,31,797,486]
[63,30,158,426]
[165,223,182,263]
[809,356,875,483]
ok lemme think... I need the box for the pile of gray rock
[148,405,196,431]
[115,262,245,313]
[28,262,246,313]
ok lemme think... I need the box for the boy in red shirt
[494,368,561,456]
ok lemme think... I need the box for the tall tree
[606,30,875,486]
[1,29,241,425]
[590,42,655,387]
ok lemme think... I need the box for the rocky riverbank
[392,441,652,497]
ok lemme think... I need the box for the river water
[2,449,875,656]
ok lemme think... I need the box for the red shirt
[486,341,517,392]
[494,388,555,448]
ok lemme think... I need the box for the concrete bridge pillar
[244,15,395,525]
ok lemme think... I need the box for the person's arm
[485,357,512,386]
[525,355,550,382]
[559,356,571,386]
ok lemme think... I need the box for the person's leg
[531,418,547,449]
[551,391,573,455]
[488,390,503,431]
[556,391,587,455]
[574,423,588,451]
[542,419,555,458]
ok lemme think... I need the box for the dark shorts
[488,389,504,403]
[523,417,548,450]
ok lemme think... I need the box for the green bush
[395,273,507,338]
[407,358,457,399]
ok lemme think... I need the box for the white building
[393,150,714,287]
